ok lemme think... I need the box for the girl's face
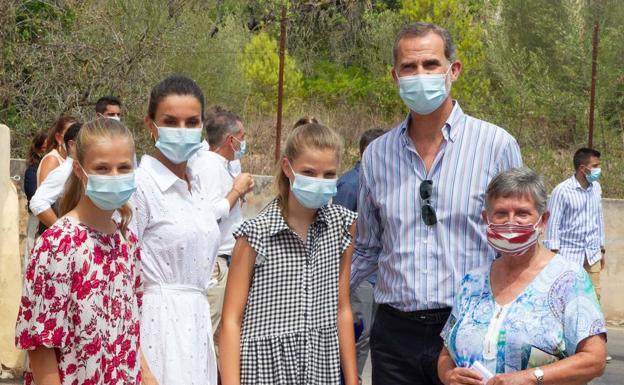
[145,94,203,140]
[75,136,135,181]
[282,148,339,181]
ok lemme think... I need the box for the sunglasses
[419,180,437,226]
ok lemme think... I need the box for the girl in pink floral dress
[15,118,146,385]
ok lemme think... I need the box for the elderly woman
[438,168,606,385]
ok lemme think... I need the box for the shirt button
[423,240,428,244]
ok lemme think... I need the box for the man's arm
[544,187,565,251]
[497,137,523,172]
[350,156,382,290]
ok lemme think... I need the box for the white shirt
[188,141,242,256]
[30,157,73,215]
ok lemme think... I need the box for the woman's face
[76,136,135,181]
[146,94,202,140]
[484,194,547,229]
[56,121,75,147]
[282,147,338,181]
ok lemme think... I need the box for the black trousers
[370,304,450,385]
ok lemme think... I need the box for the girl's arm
[37,156,60,186]
[219,237,257,385]
[28,347,62,385]
[337,223,358,385]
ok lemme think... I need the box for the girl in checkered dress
[220,122,359,385]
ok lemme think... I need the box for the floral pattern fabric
[15,217,142,385]
[441,253,606,374]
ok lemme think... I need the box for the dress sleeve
[562,269,607,355]
[233,219,265,265]
[128,185,149,242]
[15,225,74,350]
[338,207,358,254]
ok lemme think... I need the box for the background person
[334,127,385,383]
[22,130,47,267]
[220,122,358,385]
[15,118,143,385]
[438,167,607,385]
[545,148,605,300]
[187,107,254,357]
[37,115,76,186]
[30,122,82,231]
[350,22,522,385]
[95,95,123,120]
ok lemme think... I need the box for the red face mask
[486,217,542,256]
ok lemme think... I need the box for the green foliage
[400,0,491,113]
[240,32,303,114]
[304,61,402,117]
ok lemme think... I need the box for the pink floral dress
[15,216,142,385]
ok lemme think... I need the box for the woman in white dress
[130,75,234,385]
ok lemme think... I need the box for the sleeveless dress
[36,149,65,186]
[234,199,357,385]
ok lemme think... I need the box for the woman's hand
[443,367,484,385]
[486,371,533,385]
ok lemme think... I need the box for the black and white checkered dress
[233,198,357,384]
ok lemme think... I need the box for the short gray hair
[205,110,242,148]
[485,168,548,215]
[393,22,456,66]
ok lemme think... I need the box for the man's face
[391,32,459,83]
[100,104,122,119]
[581,156,601,174]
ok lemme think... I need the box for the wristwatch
[533,367,544,385]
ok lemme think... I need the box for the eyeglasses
[419,180,437,226]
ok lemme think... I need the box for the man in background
[334,127,385,384]
[95,96,122,120]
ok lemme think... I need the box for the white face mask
[108,116,121,121]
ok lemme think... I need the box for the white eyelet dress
[233,199,357,385]
[130,155,221,385]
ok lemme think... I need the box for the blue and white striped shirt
[544,176,605,266]
[350,102,523,312]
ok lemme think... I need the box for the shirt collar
[265,198,331,237]
[399,100,464,147]
[200,140,210,151]
[140,155,189,192]
[570,174,593,191]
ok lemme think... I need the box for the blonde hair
[275,122,343,215]
[59,118,136,236]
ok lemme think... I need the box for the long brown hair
[45,115,76,154]
[59,118,135,236]
[27,130,47,167]
[275,122,343,216]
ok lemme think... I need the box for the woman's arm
[219,237,256,385]
[486,335,606,385]
[337,223,358,385]
[37,156,60,186]
[437,347,483,385]
[28,347,62,385]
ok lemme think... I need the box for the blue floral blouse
[441,253,606,374]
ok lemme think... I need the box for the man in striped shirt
[545,148,605,300]
[350,22,522,385]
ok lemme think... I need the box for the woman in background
[22,130,47,267]
[37,115,76,186]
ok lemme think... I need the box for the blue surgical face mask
[231,136,247,160]
[80,166,137,210]
[289,163,337,209]
[154,124,203,164]
[586,167,601,183]
[398,65,453,115]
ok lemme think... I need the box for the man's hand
[233,173,254,196]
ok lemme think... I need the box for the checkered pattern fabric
[234,198,357,384]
